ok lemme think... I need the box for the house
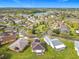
[44,36,66,50]
[4,27,16,33]
[18,14,30,18]
[74,41,79,56]
[49,39,66,50]
[0,25,6,30]
[18,29,27,38]
[59,22,69,33]
[10,18,21,24]
[0,32,16,45]
[9,38,29,52]
[27,17,35,23]
[31,38,45,55]
[75,30,79,34]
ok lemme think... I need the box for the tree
[53,29,60,34]
[32,22,48,37]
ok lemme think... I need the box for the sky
[0,0,79,8]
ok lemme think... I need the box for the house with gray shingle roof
[31,38,45,55]
[9,38,29,52]
[0,25,6,30]
[59,22,69,33]
[0,32,16,45]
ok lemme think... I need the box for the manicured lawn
[0,39,79,59]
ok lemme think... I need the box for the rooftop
[51,39,63,46]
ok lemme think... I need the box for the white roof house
[50,39,66,50]
[44,36,66,50]
[75,30,79,34]
[9,38,29,52]
[27,17,35,23]
[74,41,79,56]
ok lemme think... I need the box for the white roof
[51,39,62,46]
[44,36,66,49]
[74,41,79,49]
[51,38,66,49]
[76,30,79,33]
[74,41,79,56]
[55,44,66,49]
[44,36,50,41]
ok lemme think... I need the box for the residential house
[74,41,79,56]
[44,36,66,50]
[50,39,66,50]
[18,29,26,38]
[10,18,21,24]
[27,16,35,23]
[0,15,4,19]
[0,25,6,30]
[31,38,45,55]
[4,27,16,33]
[9,38,29,52]
[0,19,7,24]
[19,14,29,18]
[0,32,16,45]
[59,22,69,33]
[75,30,79,34]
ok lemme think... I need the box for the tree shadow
[41,42,48,51]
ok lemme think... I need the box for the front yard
[0,38,79,59]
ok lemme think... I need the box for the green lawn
[0,39,79,59]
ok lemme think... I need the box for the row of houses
[0,32,65,55]
[0,32,79,56]
[0,32,66,55]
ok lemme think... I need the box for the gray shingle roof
[9,38,29,52]
[31,39,45,50]
[33,43,44,50]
